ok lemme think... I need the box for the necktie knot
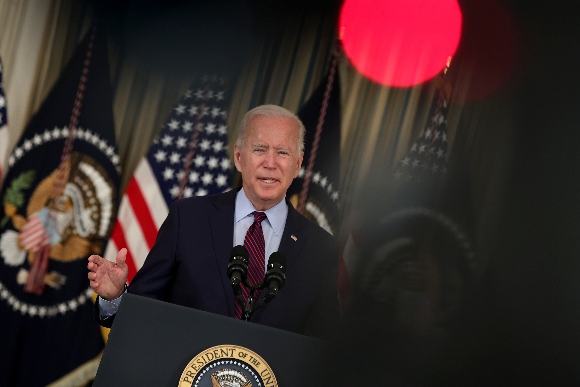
[252,211,267,224]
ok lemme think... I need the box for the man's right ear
[233,145,242,171]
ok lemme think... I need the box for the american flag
[392,82,450,182]
[0,57,8,183]
[105,75,233,280]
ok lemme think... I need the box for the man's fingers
[116,248,128,266]
[88,254,106,267]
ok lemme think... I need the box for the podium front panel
[93,293,324,386]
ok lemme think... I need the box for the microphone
[262,252,286,303]
[227,245,249,296]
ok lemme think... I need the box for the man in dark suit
[87,104,339,338]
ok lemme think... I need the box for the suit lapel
[278,200,308,271]
[209,189,238,316]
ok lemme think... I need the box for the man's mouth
[259,178,278,183]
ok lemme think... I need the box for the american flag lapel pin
[291,234,297,241]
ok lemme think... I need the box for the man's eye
[278,151,289,156]
[254,148,265,153]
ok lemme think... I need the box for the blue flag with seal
[0,24,120,386]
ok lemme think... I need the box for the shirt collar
[235,188,288,237]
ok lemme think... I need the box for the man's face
[234,115,303,211]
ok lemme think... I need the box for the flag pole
[24,24,97,295]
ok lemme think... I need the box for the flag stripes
[104,160,168,281]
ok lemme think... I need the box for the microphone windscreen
[268,252,286,267]
[230,245,249,259]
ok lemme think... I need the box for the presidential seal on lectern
[179,344,277,387]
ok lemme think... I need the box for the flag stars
[174,104,186,115]
[169,152,181,164]
[183,187,193,198]
[176,136,187,148]
[401,156,410,166]
[23,140,32,150]
[99,140,108,151]
[169,185,181,198]
[43,130,52,141]
[320,176,328,188]
[52,127,61,138]
[199,139,211,151]
[193,155,205,167]
[212,141,224,152]
[106,146,115,157]
[313,172,321,183]
[189,171,199,183]
[160,135,173,147]
[201,172,213,185]
[194,89,205,99]
[33,134,42,145]
[196,188,208,196]
[14,147,23,158]
[205,123,216,135]
[215,91,224,101]
[298,168,305,178]
[418,144,426,153]
[168,119,180,131]
[216,174,228,187]
[220,158,230,170]
[90,133,100,145]
[211,107,222,118]
[188,105,198,116]
[182,121,193,132]
[207,157,219,169]
[153,149,167,163]
[217,124,227,136]
[162,167,175,180]
[68,299,79,311]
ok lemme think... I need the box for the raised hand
[87,248,128,301]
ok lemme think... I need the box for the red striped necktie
[235,211,267,319]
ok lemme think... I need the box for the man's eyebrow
[250,142,267,148]
[250,143,293,152]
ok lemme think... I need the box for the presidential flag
[288,65,341,237]
[0,26,120,386]
[286,55,344,304]
[0,56,8,184]
[105,75,233,281]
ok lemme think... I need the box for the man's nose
[263,150,276,168]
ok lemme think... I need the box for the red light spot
[340,0,462,87]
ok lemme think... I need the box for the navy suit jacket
[97,189,340,338]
